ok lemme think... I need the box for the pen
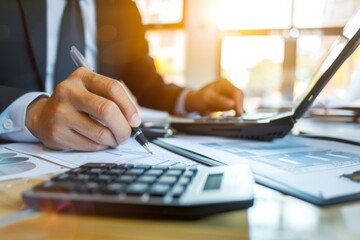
[70,46,153,154]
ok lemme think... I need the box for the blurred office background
[134,0,360,111]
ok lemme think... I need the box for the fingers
[65,68,137,145]
[69,111,118,148]
[205,90,235,111]
[27,98,118,151]
[26,68,138,151]
[81,70,141,127]
[184,78,245,116]
[71,91,132,145]
[232,88,244,115]
[215,78,244,115]
[44,127,109,152]
[199,78,244,114]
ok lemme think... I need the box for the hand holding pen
[70,46,152,153]
[25,47,151,152]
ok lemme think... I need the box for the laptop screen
[293,10,360,120]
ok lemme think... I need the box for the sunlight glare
[216,0,292,30]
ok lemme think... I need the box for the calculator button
[74,174,92,182]
[171,185,186,198]
[178,177,191,185]
[101,183,125,195]
[165,169,183,177]
[158,176,178,185]
[126,183,149,195]
[149,183,171,196]
[116,175,137,183]
[109,169,126,175]
[89,168,103,174]
[183,171,196,178]
[145,169,164,176]
[85,182,101,193]
[137,175,157,183]
[126,168,145,176]
[97,174,113,183]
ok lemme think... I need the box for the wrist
[26,98,47,137]
[185,90,197,113]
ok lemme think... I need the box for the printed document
[0,147,64,182]
[157,134,360,202]
[4,138,200,169]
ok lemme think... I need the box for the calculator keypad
[35,163,197,200]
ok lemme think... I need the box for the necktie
[54,0,85,87]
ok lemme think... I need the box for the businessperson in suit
[0,0,244,151]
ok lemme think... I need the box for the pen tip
[144,143,153,154]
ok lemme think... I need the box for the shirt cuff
[0,92,49,142]
[173,88,197,116]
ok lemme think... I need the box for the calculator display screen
[203,173,223,191]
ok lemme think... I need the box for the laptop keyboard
[194,112,279,122]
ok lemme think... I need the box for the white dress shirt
[0,0,190,142]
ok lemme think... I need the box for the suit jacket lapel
[95,0,106,75]
[19,0,46,85]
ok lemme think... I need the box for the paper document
[0,147,64,182]
[5,139,201,169]
[157,134,360,205]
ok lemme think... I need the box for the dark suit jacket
[0,0,183,113]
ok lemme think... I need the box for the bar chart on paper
[0,150,34,177]
[0,147,64,181]
[201,139,360,173]
[4,139,201,169]
[157,134,360,205]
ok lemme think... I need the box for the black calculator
[22,163,254,219]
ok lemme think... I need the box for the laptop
[171,10,360,141]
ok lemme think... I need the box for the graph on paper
[201,139,360,173]
[5,139,200,169]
